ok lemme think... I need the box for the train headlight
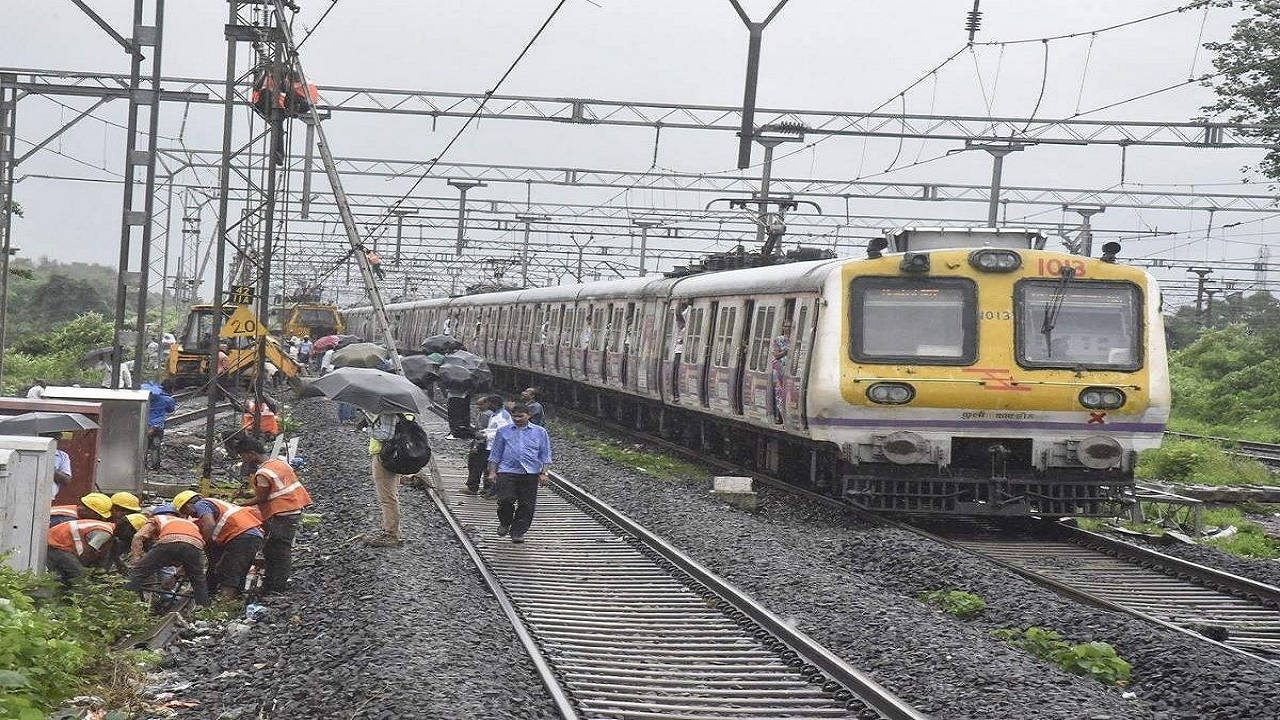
[1078,386,1126,410]
[867,382,915,405]
[882,431,928,465]
[968,249,1022,273]
[1076,435,1124,469]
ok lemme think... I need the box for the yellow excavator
[165,305,304,390]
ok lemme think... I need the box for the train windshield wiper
[1040,265,1077,357]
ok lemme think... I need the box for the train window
[849,278,977,365]
[712,306,737,368]
[1015,280,1142,371]
[683,307,705,363]
[609,307,626,351]
[790,304,809,377]
[748,305,777,372]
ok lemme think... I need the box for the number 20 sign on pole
[220,305,267,339]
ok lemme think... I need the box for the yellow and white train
[347,228,1169,517]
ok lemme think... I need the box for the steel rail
[1164,430,1280,468]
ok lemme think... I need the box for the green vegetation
[1205,0,1280,183]
[0,564,155,718]
[1136,439,1273,486]
[992,627,1132,687]
[919,590,986,618]
[1199,506,1280,559]
[556,424,707,480]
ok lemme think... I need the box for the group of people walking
[46,438,312,607]
[460,388,550,543]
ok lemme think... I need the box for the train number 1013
[1036,258,1087,277]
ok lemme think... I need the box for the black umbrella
[400,354,438,387]
[0,412,99,435]
[307,367,428,415]
[442,349,486,369]
[78,346,117,368]
[422,334,466,354]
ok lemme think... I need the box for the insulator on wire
[966,1,983,42]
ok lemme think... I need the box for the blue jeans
[338,403,358,423]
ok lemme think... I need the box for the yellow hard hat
[81,493,113,519]
[172,490,200,512]
[124,513,148,531]
[111,491,142,512]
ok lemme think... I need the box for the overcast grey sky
[4,0,1270,302]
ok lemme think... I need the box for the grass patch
[1136,439,1273,486]
[1199,506,1280,559]
[0,565,157,718]
[920,590,986,618]
[992,627,1132,686]
[556,424,708,480]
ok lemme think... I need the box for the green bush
[993,627,1132,686]
[0,564,152,717]
[920,589,987,618]
[1136,439,1273,486]
[1,312,115,395]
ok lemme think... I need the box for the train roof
[667,257,843,297]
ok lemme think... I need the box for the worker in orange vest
[365,248,385,280]
[125,508,210,606]
[236,439,312,594]
[48,492,114,527]
[241,396,281,436]
[46,517,118,584]
[174,490,264,601]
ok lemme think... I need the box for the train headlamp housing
[1078,386,1126,410]
[968,249,1022,273]
[1076,434,1124,469]
[867,382,915,405]
[881,431,928,465]
[899,252,930,274]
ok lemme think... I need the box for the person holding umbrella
[307,367,433,546]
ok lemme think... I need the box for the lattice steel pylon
[110,0,167,388]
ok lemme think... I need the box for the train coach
[347,228,1170,517]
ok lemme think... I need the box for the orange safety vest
[49,505,79,524]
[48,519,115,558]
[201,497,263,546]
[255,458,313,519]
[153,514,205,548]
[242,401,280,435]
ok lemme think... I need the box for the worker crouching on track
[487,403,552,544]
[125,508,211,606]
[173,490,265,601]
[235,439,312,594]
[45,515,124,584]
[49,492,114,526]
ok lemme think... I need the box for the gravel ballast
[158,399,557,720]
[547,417,1280,720]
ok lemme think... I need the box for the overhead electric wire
[296,0,339,51]
[972,1,1211,46]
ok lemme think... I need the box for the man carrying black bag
[361,411,432,547]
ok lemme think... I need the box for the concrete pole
[1067,207,1106,256]
[633,219,660,277]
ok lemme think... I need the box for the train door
[699,300,719,408]
[636,301,656,396]
[708,302,739,413]
[786,297,817,431]
[731,299,755,415]
[553,304,565,373]
[743,301,779,423]
[621,302,636,389]
[677,303,706,402]
[589,304,608,383]
[605,303,625,386]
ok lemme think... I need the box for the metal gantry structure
[2,7,1280,384]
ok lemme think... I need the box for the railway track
[545,404,1280,668]
[912,518,1280,665]
[426,413,926,719]
[1164,431,1280,468]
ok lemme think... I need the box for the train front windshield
[1017,281,1141,370]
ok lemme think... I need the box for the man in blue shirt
[487,403,552,543]
[142,382,176,470]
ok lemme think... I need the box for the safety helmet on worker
[111,491,142,512]
[124,513,148,531]
[80,493,113,519]
[172,490,201,512]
